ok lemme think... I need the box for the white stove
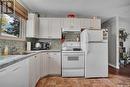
[62,42,85,77]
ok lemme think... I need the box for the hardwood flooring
[36,74,130,87]
[36,66,130,87]
[119,64,130,77]
[109,64,130,77]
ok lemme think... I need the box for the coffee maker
[42,42,51,50]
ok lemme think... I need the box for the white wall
[102,16,119,69]
[102,16,130,69]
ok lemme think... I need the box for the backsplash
[49,39,61,50]
[62,32,80,42]
[27,38,61,50]
[0,40,25,54]
[38,39,61,50]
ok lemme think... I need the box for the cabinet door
[48,52,61,75]
[26,17,35,37]
[0,66,12,87]
[49,18,61,38]
[29,56,37,87]
[90,19,101,29]
[39,18,49,38]
[35,54,41,81]
[63,18,80,30]
[29,54,41,87]
[80,18,90,29]
[63,18,72,28]
[35,16,39,38]
[73,18,80,28]
[26,14,38,38]
[0,59,29,87]
[40,53,49,77]
[11,59,29,87]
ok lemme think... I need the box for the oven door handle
[67,56,79,61]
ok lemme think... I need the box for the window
[0,13,26,40]
[0,0,27,40]
[1,14,19,37]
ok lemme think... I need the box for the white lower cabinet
[29,52,61,87]
[48,52,61,75]
[29,56,37,87]
[40,52,61,76]
[0,52,61,87]
[29,53,41,87]
[40,53,49,77]
[0,59,29,87]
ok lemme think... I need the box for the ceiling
[21,0,130,22]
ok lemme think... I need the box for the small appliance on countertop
[31,41,51,50]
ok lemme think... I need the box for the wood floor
[36,66,130,87]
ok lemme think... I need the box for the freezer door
[87,30,103,42]
[85,43,108,78]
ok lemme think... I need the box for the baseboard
[109,64,118,69]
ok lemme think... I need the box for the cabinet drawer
[49,52,60,57]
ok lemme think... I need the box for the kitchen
[0,0,130,87]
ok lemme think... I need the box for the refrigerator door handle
[86,31,89,54]
[87,43,89,54]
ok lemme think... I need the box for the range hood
[62,28,81,32]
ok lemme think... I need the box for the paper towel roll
[27,42,31,51]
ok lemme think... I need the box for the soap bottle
[4,45,9,56]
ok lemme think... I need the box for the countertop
[62,51,84,53]
[29,49,61,52]
[0,49,61,69]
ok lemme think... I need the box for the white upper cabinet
[39,18,49,38]
[80,19,91,29]
[49,18,61,38]
[39,18,61,38]
[80,18,101,29]
[62,18,81,31]
[89,19,101,29]
[26,13,39,38]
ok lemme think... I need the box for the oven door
[62,53,84,68]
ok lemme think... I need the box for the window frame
[0,14,26,41]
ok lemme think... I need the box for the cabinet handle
[0,69,6,72]
[12,67,21,71]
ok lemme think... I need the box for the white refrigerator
[80,29,108,78]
